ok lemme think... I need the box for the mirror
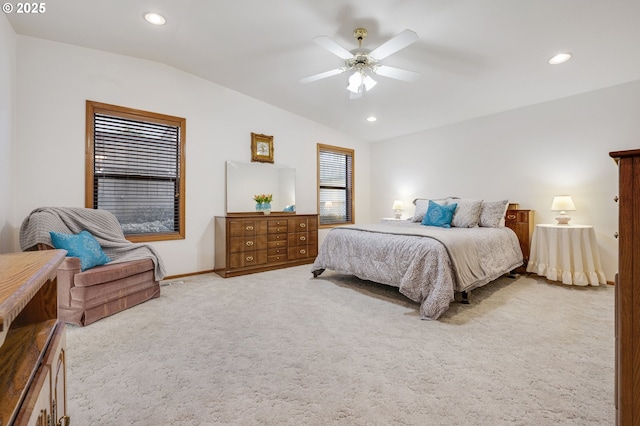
[226,161,296,213]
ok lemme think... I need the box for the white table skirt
[526,224,606,286]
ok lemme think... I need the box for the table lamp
[392,200,404,219]
[551,195,576,225]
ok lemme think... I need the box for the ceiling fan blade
[313,36,354,60]
[369,29,418,60]
[300,68,347,84]
[373,65,420,82]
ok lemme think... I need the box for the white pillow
[411,198,448,222]
[478,200,509,228]
[447,198,483,228]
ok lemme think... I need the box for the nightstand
[505,209,534,274]
[380,218,408,225]
[526,224,606,285]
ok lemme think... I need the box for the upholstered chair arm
[57,257,81,309]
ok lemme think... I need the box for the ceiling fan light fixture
[347,71,363,93]
[347,70,377,94]
[363,74,377,91]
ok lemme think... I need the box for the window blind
[319,147,353,225]
[92,113,181,235]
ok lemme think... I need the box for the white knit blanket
[20,207,166,280]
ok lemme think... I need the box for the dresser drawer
[267,247,288,263]
[267,239,287,249]
[230,250,267,268]
[267,219,288,233]
[229,235,268,253]
[268,247,288,256]
[289,244,317,260]
[289,232,310,246]
[505,210,530,224]
[268,233,287,243]
[288,231,318,246]
[288,217,315,232]
[229,220,267,237]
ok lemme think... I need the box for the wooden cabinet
[215,213,318,277]
[0,250,69,426]
[610,149,640,426]
[505,209,534,273]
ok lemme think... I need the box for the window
[86,101,186,242]
[317,144,354,227]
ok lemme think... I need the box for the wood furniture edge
[0,250,66,338]
[0,251,67,426]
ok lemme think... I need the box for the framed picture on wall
[251,133,274,163]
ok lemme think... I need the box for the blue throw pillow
[422,200,458,228]
[50,230,111,271]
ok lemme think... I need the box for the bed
[311,198,524,320]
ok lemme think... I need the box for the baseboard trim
[163,269,215,281]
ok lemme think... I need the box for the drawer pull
[299,223,306,228]
[245,225,254,231]
[299,249,306,254]
[507,214,516,220]
[246,241,254,247]
[299,236,306,241]
[246,256,254,262]
[276,235,280,239]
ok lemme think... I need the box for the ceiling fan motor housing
[353,28,368,42]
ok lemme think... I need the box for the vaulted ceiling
[7,0,640,142]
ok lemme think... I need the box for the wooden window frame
[85,100,186,242]
[317,143,355,228]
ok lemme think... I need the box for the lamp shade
[392,200,404,210]
[550,195,576,211]
[392,200,404,219]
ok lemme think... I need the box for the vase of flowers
[253,194,273,215]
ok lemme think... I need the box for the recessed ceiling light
[144,12,166,26]
[366,116,377,122]
[549,53,572,65]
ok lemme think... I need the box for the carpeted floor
[65,266,615,425]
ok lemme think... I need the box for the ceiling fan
[300,28,420,99]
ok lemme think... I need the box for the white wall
[13,36,370,276]
[0,14,16,253]
[370,80,640,282]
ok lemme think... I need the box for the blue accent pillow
[49,230,111,271]
[422,200,458,228]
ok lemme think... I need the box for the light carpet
[66,266,615,425]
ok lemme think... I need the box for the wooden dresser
[215,213,318,277]
[0,250,69,426]
[610,149,640,426]
[505,209,534,273]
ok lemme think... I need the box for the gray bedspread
[312,222,523,319]
[20,207,166,280]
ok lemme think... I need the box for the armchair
[20,207,165,326]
